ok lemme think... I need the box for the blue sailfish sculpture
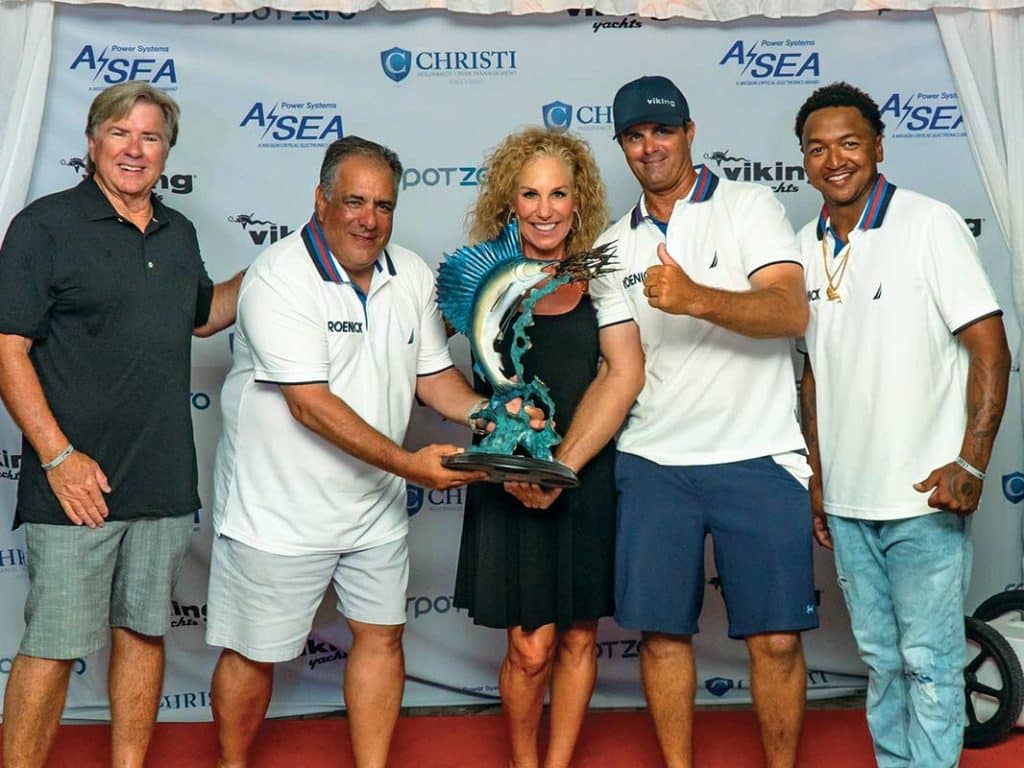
[437,220,617,460]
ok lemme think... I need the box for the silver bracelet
[467,397,490,435]
[955,456,985,480]
[41,444,74,472]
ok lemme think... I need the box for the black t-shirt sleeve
[188,222,214,328]
[0,212,56,339]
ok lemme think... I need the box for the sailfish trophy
[436,220,617,487]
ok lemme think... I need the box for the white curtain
[0,0,53,243]
[936,8,1024,574]
[936,8,1024,340]
[4,0,1023,19]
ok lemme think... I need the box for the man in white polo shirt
[206,136,488,768]
[795,82,1010,768]
[528,75,816,768]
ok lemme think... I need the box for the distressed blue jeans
[828,512,971,768]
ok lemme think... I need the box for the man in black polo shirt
[0,82,242,767]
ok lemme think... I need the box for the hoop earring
[570,209,582,235]
[505,208,516,226]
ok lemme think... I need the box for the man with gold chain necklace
[795,81,1010,767]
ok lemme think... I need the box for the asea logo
[69,44,177,91]
[718,39,821,86]
[881,91,965,139]
[239,101,343,149]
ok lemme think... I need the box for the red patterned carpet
[4,710,1022,766]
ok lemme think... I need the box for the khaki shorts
[205,534,408,663]
[21,515,194,659]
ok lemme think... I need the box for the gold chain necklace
[821,234,851,302]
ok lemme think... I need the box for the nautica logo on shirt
[327,320,364,333]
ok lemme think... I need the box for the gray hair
[85,82,180,174]
[319,136,403,201]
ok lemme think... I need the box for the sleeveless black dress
[453,295,617,631]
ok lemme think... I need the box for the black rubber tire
[964,616,1024,748]
[973,589,1024,623]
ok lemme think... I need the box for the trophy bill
[443,452,579,489]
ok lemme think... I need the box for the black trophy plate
[443,452,579,488]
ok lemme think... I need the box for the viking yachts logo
[59,156,195,194]
[228,213,293,246]
[718,39,821,86]
[0,448,20,482]
[379,46,518,83]
[69,44,177,90]
[566,8,645,32]
[239,101,344,148]
[881,91,965,138]
[541,101,613,133]
[704,149,805,193]
[170,600,207,627]
[297,635,348,671]
[211,8,356,23]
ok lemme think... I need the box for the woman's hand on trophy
[504,481,563,510]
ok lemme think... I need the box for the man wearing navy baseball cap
[535,75,816,767]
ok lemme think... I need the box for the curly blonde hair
[468,128,608,252]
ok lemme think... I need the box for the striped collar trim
[301,214,397,283]
[816,174,897,241]
[629,164,720,229]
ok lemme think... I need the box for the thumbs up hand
[644,243,700,315]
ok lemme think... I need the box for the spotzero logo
[69,44,177,91]
[881,91,965,139]
[379,46,518,83]
[239,101,344,149]
[541,101,613,133]
[719,38,821,86]
[211,8,356,23]
[401,165,486,192]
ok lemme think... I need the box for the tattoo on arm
[963,351,1010,464]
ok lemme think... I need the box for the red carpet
[5,710,1022,766]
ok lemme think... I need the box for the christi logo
[705,677,736,697]
[542,101,573,131]
[407,484,425,516]
[1003,472,1024,504]
[380,47,412,82]
[228,213,292,246]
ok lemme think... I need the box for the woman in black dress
[452,128,617,768]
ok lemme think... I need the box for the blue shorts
[614,451,818,638]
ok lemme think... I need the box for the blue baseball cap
[612,76,691,138]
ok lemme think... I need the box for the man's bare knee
[748,632,803,663]
[640,632,691,663]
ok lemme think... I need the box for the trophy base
[443,453,579,488]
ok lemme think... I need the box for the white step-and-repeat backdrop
[0,5,1021,720]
